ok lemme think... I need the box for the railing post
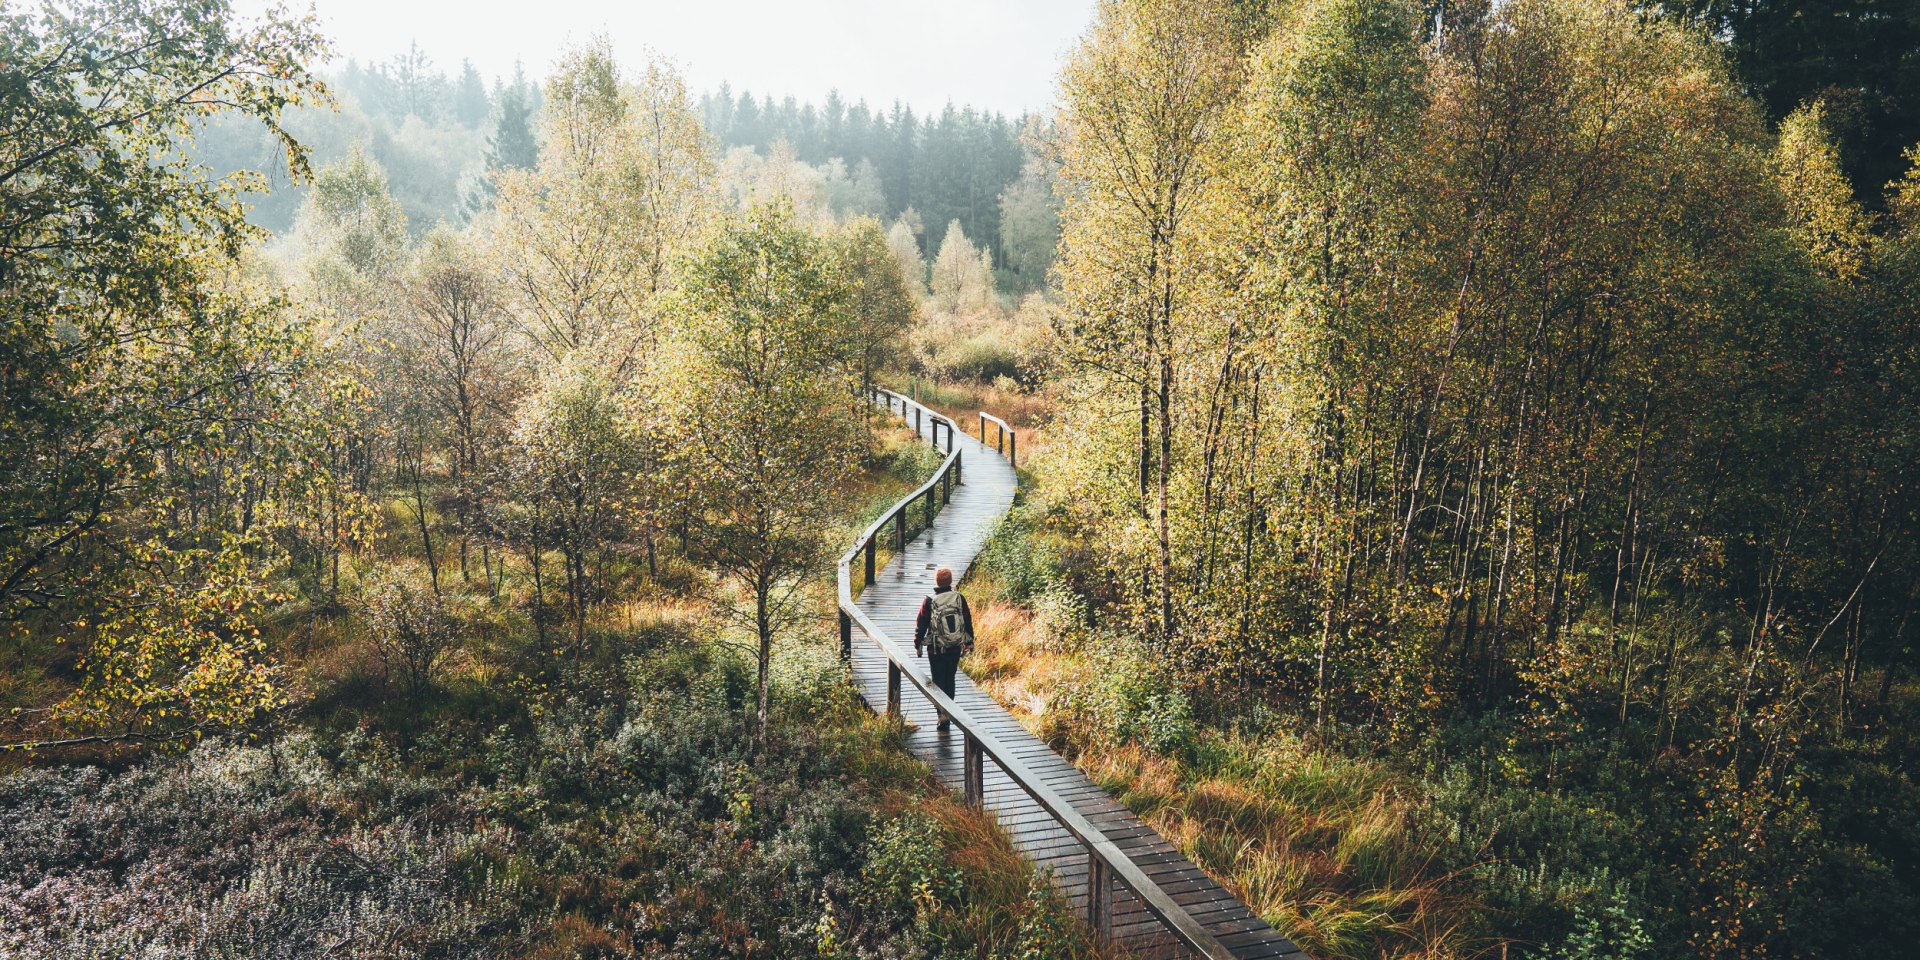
[996,423,1005,457]
[915,407,922,438]
[864,537,876,586]
[945,422,953,453]
[964,733,984,808]
[886,661,902,718]
[839,609,853,660]
[895,508,906,554]
[978,411,985,440]
[1008,430,1016,468]
[1087,850,1111,939]
[942,464,952,504]
[955,450,963,486]
[924,485,934,530]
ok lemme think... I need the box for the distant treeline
[192,43,1043,272]
[700,86,1035,266]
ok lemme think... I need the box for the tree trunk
[755,578,774,752]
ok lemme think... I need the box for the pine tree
[454,58,489,128]
[486,66,540,172]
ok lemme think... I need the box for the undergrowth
[0,632,1112,959]
[964,506,1495,960]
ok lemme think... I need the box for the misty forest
[5,0,1920,958]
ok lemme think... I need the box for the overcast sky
[236,0,1099,117]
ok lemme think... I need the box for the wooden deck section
[846,406,1304,960]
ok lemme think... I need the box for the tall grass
[962,538,1496,960]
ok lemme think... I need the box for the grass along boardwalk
[842,392,1304,960]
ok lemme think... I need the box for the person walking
[915,567,974,733]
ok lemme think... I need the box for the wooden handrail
[978,409,1017,467]
[839,389,962,584]
[839,387,1235,959]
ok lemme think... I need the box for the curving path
[845,399,1304,960]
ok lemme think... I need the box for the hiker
[914,566,975,732]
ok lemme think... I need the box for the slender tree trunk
[411,456,441,596]
[1878,577,1918,705]
[755,576,773,751]
[1157,348,1174,646]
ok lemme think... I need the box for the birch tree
[489,38,715,373]
[1053,0,1249,649]
[661,206,861,748]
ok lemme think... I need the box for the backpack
[926,590,973,652]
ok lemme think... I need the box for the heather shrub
[0,635,1095,959]
[0,740,513,960]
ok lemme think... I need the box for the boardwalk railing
[977,410,1017,467]
[838,387,1236,959]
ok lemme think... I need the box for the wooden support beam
[964,734,985,808]
[1089,848,1112,939]
[886,661,901,718]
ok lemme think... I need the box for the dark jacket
[914,585,973,653]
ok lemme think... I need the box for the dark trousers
[928,648,963,704]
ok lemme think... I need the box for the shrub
[1545,893,1653,960]
[0,628,1101,960]
[978,510,1062,605]
[0,739,513,960]
[1052,634,1196,759]
[994,870,1085,960]
[909,306,1050,386]
[860,810,964,923]
[359,568,463,709]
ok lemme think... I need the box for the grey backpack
[927,591,973,652]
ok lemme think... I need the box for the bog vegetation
[3,0,1918,958]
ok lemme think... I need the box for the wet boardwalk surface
[846,410,1303,960]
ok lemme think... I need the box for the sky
[236,0,1100,117]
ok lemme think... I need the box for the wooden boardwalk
[847,407,1303,960]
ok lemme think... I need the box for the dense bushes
[966,487,1920,960]
[909,296,1052,387]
